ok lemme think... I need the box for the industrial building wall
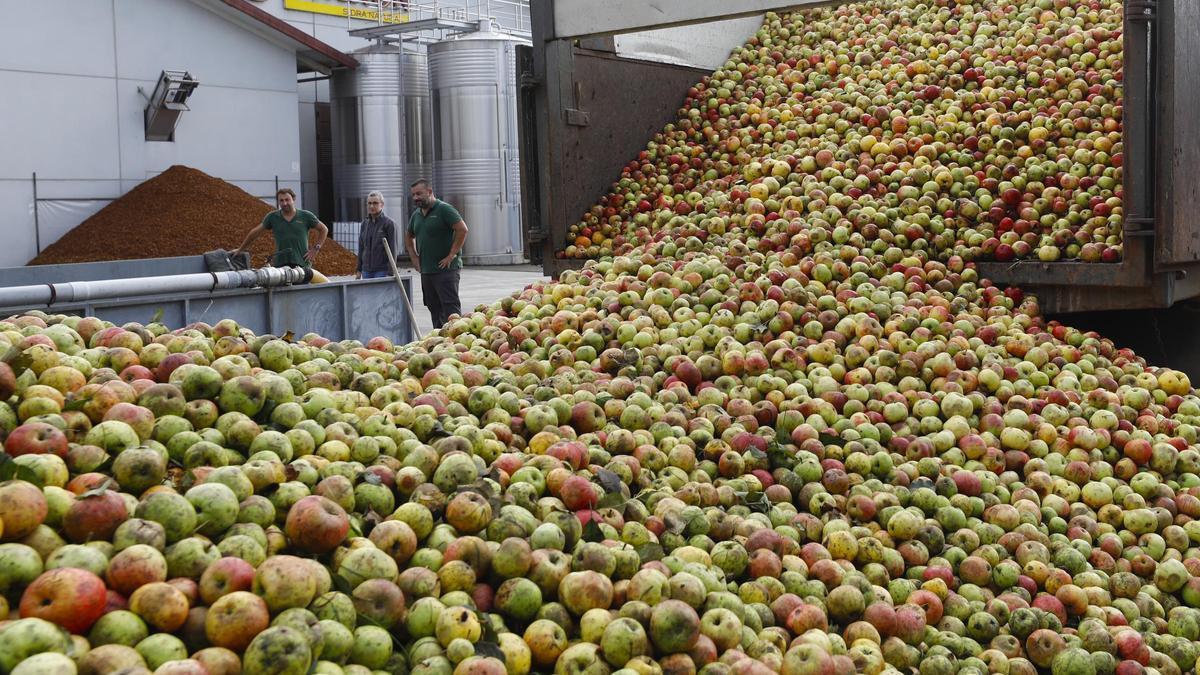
[0,0,304,268]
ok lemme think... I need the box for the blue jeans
[362,270,392,279]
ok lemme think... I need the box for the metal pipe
[0,267,309,309]
[32,172,40,254]
[1123,0,1155,237]
[32,198,118,202]
[382,238,424,340]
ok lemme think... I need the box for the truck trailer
[520,0,1200,316]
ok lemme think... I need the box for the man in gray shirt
[356,191,398,279]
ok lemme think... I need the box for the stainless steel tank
[402,49,434,209]
[331,44,406,252]
[429,21,529,266]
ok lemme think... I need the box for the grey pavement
[329,264,548,339]
[405,264,547,337]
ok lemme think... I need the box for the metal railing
[332,221,362,255]
[359,0,530,35]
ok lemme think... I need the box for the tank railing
[359,0,529,36]
[342,0,410,33]
[473,0,529,34]
[408,0,470,23]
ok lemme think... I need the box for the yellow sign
[283,0,409,24]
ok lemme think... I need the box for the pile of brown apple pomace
[3,2,1198,675]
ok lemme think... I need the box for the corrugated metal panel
[402,50,434,222]
[430,45,503,86]
[331,47,407,238]
[436,158,502,193]
[402,53,434,183]
[429,27,528,265]
[332,222,361,254]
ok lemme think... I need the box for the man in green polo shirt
[405,180,469,329]
[234,187,329,269]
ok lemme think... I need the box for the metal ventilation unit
[143,70,199,142]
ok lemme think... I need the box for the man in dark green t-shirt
[235,188,329,269]
[405,180,468,329]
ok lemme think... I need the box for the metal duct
[0,267,309,310]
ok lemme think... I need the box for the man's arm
[305,220,329,263]
[356,220,367,277]
[438,220,468,269]
[404,229,420,270]
[383,219,398,265]
[235,223,267,255]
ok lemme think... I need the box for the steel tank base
[462,253,526,266]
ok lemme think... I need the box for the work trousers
[421,269,462,328]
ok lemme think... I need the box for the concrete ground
[329,263,548,339]
[404,264,547,336]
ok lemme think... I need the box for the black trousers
[420,269,461,328]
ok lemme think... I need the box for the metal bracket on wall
[1124,0,1156,21]
[1124,216,1155,238]
[144,70,199,142]
[1125,213,1154,233]
[565,81,590,126]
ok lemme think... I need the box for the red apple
[284,495,350,554]
[63,488,128,543]
[0,479,49,541]
[4,422,69,458]
[199,556,257,605]
[20,567,108,633]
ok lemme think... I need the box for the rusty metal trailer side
[522,0,1200,314]
[519,33,710,278]
[976,0,1200,314]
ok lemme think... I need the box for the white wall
[613,16,763,71]
[0,0,303,268]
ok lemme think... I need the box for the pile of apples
[563,0,1124,265]
[1,2,1198,675]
